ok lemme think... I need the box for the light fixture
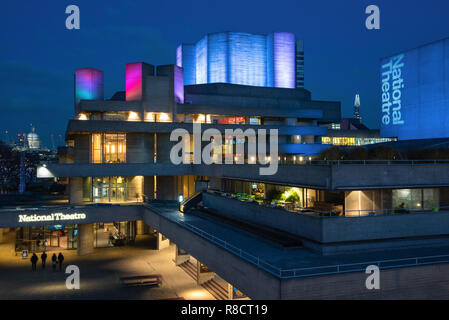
[128,112,139,121]
[159,113,170,122]
[146,112,155,122]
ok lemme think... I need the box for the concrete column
[156,133,173,163]
[128,176,143,202]
[69,177,83,204]
[77,223,94,255]
[174,245,190,266]
[136,220,145,235]
[156,232,170,250]
[143,176,155,201]
[157,176,177,200]
[197,260,215,284]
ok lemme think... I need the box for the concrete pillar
[128,176,143,202]
[156,232,170,250]
[157,176,177,200]
[174,245,190,265]
[136,220,145,235]
[143,176,155,201]
[156,133,173,163]
[69,177,83,204]
[197,260,215,284]
[77,223,94,255]
[126,133,154,163]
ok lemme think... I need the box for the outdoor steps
[202,279,228,300]
[178,261,228,300]
[178,260,197,280]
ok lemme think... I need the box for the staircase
[178,261,229,300]
[180,192,203,213]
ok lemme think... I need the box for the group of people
[30,252,64,271]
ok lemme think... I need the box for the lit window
[159,113,170,122]
[146,113,155,122]
[128,112,139,121]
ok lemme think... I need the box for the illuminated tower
[354,93,361,123]
[177,31,296,88]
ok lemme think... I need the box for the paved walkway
[0,230,215,300]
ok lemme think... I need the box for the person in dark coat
[51,253,57,271]
[30,253,38,271]
[57,252,64,271]
[41,251,47,269]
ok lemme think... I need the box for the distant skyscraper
[177,31,298,89]
[354,93,361,123]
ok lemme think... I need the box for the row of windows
[321,136,395,146]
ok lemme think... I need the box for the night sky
[2,0,449,148]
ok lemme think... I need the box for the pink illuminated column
[126,62,144,101]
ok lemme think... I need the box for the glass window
[92,134,102,163]
[92,177,127,203]
[92,133,126,163]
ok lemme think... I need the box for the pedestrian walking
[41,251,47,269]
[30,253,38,271]
[57,252,64,271]
[51,253,57,271]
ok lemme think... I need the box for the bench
[119,274,162,288]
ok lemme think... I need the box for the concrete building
[3,52,449,299]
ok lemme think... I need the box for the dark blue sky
[2,0,449,148]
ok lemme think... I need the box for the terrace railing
[145,202,449,279]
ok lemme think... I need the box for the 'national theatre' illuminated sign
[18,212,87,223]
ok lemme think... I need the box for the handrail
[144,202,449,279]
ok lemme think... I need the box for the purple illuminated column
[174,65,184,104]
[75,68,104,105]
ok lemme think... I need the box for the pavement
[0,230,215,300]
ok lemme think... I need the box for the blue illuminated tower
[177,31,298,89]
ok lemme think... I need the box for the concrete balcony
[66,119,327,136]
[40,161,449,191]
[202,191,449,255]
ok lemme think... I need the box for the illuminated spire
[354,93,362,123]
